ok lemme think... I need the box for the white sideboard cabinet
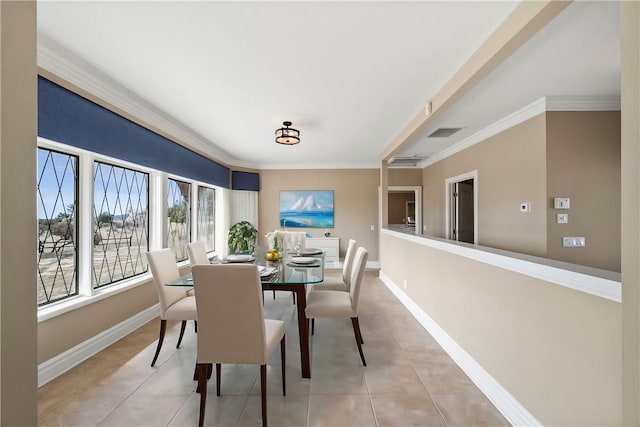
[306,237,339,266]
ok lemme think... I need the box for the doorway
[380,186,422,234]
[445,171,477,244]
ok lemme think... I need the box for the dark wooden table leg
[262,282,311,378]
[294,286,310,378]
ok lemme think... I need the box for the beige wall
[388,168,422,186]
[546,111,621,272]
[422,114,548,256]
[258,169,380,262]
[37,282,158,363]
[0,2,38,425]
[621,1,640,424]
[381,232,621,426]
[421,111,622,272]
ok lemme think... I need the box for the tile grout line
[381,281,451,427]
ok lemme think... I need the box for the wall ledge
[382,228,621,302]
[379,271,542,427]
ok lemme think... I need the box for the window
[167,178,191,261]
[37,148,78,306]
[37,140,224,314]
[93,161,149,287]
[197,186,216,251]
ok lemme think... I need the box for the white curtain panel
[217,188,232,257]
[231,190,259,229]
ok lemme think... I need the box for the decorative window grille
[37,148,78,306]
[167,178,191,261]
[93,161,148,288]
[197,186,216,251]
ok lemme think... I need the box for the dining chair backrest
[147,249,188,316]
[342,239,357,285]
[349,247,369,315]
[187,241,210,265]
[282,231,306,252]
[191,264,268,364]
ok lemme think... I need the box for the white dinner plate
[290,256,317,265]
[226,254,255,263]
[297,248,322,256]
[258,266,277,277]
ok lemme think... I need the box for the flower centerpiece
[227,221,257,254]
[264,230,284,261]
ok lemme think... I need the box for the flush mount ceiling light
[275,121,300,145]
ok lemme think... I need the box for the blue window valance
[38,76,230,188]
[231,171,259,191]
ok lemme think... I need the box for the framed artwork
[279,190,334,228]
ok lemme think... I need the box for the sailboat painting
[279,190,334,228]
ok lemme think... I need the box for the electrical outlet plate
[520,202,531,213]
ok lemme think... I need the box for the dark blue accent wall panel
[38,76,230,188]
[231,171,259,191]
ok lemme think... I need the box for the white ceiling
[37,1,620,170]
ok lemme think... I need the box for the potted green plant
[227,221,257,254]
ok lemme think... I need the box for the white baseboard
[379,271,541,427]
[38,304,160,387]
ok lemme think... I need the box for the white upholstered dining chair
[281,230,307,253]
[305,246,369,366]
[146,248,197,367]
[186,240,211,265]
[191,263,286,427]
[311,238,357,292]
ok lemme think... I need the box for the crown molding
[545,95,621,111]
[37,34,243,168]
[255,160,381,170]
[419,95,621,168]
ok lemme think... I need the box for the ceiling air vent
[428,127,463,138]
[388,156,425,167]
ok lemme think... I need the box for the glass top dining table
[165,251,325,378]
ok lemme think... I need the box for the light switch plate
[554,197,570,209]
[557,213,568,224]
[563,236,585,247]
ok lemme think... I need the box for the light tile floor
[38,271,511,427]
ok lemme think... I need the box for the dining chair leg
[280,335,286,396]
[151,319,167,367]
[351,317,367,367]
[273,290,276,300]
[216,363,222,396]
[261,364,268,427]
[176,320,187,348]
[194,320,198,333]
[311,318,315,335]
[292,292,296,305]
[195,364,212,393]
[196,363,208,427]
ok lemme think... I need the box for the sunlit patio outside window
[168,178,191,261]
[37,148,78,306]
[93,161,149,287]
